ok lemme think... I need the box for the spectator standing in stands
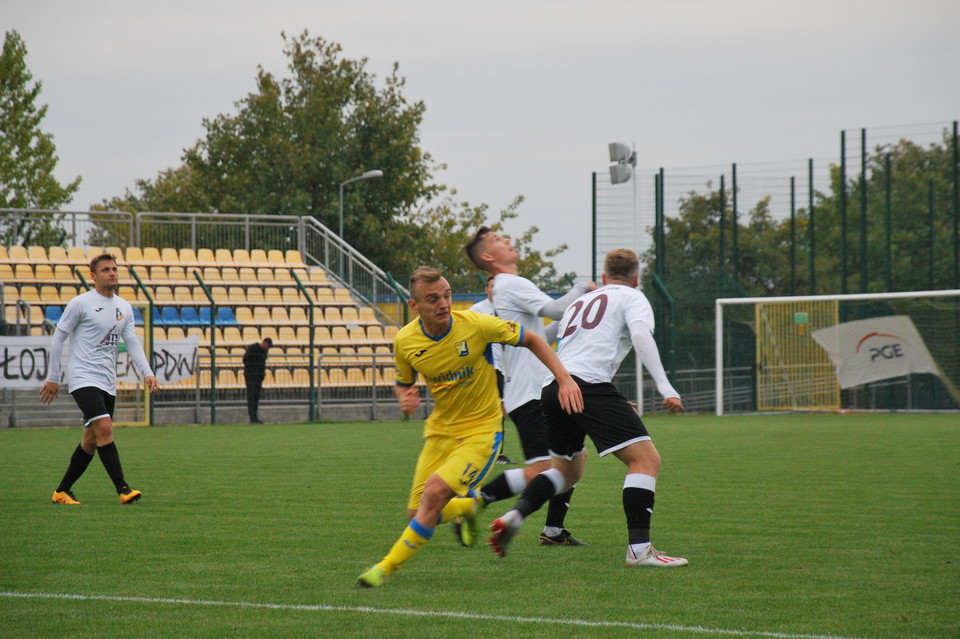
[40,253,159,505]
[243,337,273,423]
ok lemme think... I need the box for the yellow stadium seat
[15,264,34,281]
[28,246,49,263]
[246,287,264,304]
[349,327,370,344]
[295,326,313,344]
[250,249,269,266]
[261,326,278,343]
[366,325,386,344]
[289,307,308,324]
[161,247,180,265]
[217,369,238,389]
[358,307,377,324]
[174,286,193,303]
[0,263,14,281]
[186,326,207,343]
[196,248,216,265]
[257,269,275,284]
[86,247,106,263]
[53,264,75,282]
[285,250,304,266]
[274,268,292,283]
[384,326,399,341]
[220,267,239,283]
[154,286,174,302]
[0,246,8,264]
[268,249,285,265]
[228,287,246,303]
[167,266,187,281]
[309,267,328,283]
[17,285,40,302]
[282,288,303,304]
[192,288,209,304]
[292,368,311,387]
[142,247,161,264]
[235,307,254,323]
[223,326,242,344]
[124,246,144,265]
[278,326,297,343]
[273,369,293,388]
[40,285,59,302]
[178,248,198,267]
[314,288,334,303]
[232,249,251,265]
[242,326,260,343]
[58,285,78,303]
[211,286,229,303]
[341,307,360,326]
[334,288,352,304]
[149,266,168,283]
[325,307,343,324]
[167,327,186,340]
[47,246,69,264]
[377,367,397,386]
[264,287,282,302]
[201,266,221,282]
[271,307,290,324]
[106,247,125,263]
[290,268,307,283]
[8,246,28,262]
[253,307,271,324]
[331,326,349,344]
[213,248,233,265]
[239,267,257,282]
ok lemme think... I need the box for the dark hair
[465,226,493,270]
[409,266,443,300]
[263,337,273,347]
[89,253,117,273]
[604,248,639,282]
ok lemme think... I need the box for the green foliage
[1,414,957,638]
[97,31,440,274]
[403,192,571,293]
[0,30,80,245]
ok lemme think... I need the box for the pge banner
[811,316,939,389]
[0,336,199,389]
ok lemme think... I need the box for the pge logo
[856,332,905,362]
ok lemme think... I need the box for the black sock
[515,473,560,519]
[480,473,514,505]
[545,486,575,529]
[57,445,94,492]
[624,486,655,545]
[97,442,128,493]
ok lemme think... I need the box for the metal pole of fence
[790,176,797,296]
[732,163,738,283]
[591,172,598,282]
[840,130,848,295]
[860,129,868,294]
[291,270,317,422]
[129,267,156,426]
[929,181,936,291]
[808,158,816,295]
[885,153,893,292]
[718,174,726,296]
[192,270,217,425]
[953,120,959,289]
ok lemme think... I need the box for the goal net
[715,290,960,415]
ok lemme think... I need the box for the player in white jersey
[488,248,688,567]
[466,226,595,546]
[40,253,159,505]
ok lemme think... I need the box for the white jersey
[48,289,153,394]
[468,297,503,372]
[551,284,656,384]
[492,273,554,412]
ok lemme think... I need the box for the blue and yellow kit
[394,310,524,437]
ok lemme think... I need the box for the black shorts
[70,386,116,428]
[507,399,551,464]
[541,377,651,458]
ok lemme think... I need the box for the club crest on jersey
[116,308,124,321]
[455,340,469,357]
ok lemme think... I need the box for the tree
[0,30,80,245]
[403,192,571,293]
[97,31,440,274]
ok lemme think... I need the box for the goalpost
[715,289,960,415]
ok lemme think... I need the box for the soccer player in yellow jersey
[357,266,584,588]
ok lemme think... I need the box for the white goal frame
[715,289,960,415]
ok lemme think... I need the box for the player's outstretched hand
[39,381,59,404]
[145,376,160,393]
[663,397,684,414]
[398,385,421,415]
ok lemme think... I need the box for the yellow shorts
[406,429,503,511]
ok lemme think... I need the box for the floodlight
[610,163,634,184]
[609,142,632,163]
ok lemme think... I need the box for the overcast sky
[6,1,959,276]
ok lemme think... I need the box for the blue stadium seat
[132,307,144,325]
[44,306,63,324]
[152,306,163,326]
[160,307,180,326]
[180,306,200,326]
[198,306,212,324]
[216,307,238,325]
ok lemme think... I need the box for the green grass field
[1,413,957,638]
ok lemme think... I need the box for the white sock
[542,525,563,537]
[628,542,651,557]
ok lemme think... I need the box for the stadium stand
[0,245,398,409]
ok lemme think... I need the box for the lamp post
[337,169,383,277]
[338,169,384,241]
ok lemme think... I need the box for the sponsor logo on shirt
[116,308,124,321]
[455,340,469,357]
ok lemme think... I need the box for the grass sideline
[1,413,957,638]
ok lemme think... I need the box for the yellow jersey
[394,310,523,437]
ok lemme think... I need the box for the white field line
[0,591,870,639]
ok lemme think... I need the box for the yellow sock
[379,519,433,576]
[438,495,477,525]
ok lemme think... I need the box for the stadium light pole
[338,169,383,274]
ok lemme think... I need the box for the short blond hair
[409,266,443,300]
[604,249,639,282]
